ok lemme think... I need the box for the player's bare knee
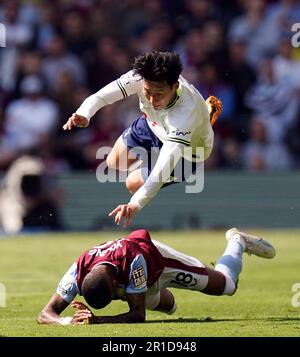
[126,171,144,194]
[126,176,143,194]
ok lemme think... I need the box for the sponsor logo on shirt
[171,130,191,136]
[89,240,123,257]
[132,266,146,288]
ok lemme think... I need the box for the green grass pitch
[0,229,299,337]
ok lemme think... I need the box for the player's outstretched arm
[63,71,142,132]
[37,293,72,325]
[62,113,89,131]
[71,293,146,324]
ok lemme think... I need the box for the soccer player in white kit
[63,51,222,227]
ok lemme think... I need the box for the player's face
[143,80,179,110]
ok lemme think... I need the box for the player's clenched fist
[63,113,89,130]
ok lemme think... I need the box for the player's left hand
[108,203,140,227]
[71,301,95,324]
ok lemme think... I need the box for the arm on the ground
[37,293,71,325]
[72,293,146,324]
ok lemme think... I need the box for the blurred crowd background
[0,0,300,233]
[1,0,300,174]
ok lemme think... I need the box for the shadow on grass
[147,317,230,323]
[146,316,300,324]
[266,317,300,321]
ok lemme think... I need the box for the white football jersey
[76,70,213,160]
[76,70,214,209]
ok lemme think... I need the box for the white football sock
[215,239,245,295]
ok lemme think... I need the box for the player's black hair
[81,267,114,309]
[132,51,183,86]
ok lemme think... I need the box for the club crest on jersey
[132,266,146,289]
[171,130,191,136]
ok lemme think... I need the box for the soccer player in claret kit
[37,228,275,325]
[63,51,222,227]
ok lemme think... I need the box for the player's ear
[173,81,179,90]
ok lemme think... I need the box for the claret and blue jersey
[57,229,164,303]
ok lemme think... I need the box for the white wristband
[59,316,73,325]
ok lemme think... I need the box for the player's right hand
[108,203,140,227]
[63,113,89,130]
[71,301,95,324]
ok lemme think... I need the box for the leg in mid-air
[210,228,276,296]
[106,135,145,193]
[146,230,276,315]
[106,135,139,172]
[106,116,161,194]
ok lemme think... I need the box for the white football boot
[226,228,276,259]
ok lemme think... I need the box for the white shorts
[145,240,209,310]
